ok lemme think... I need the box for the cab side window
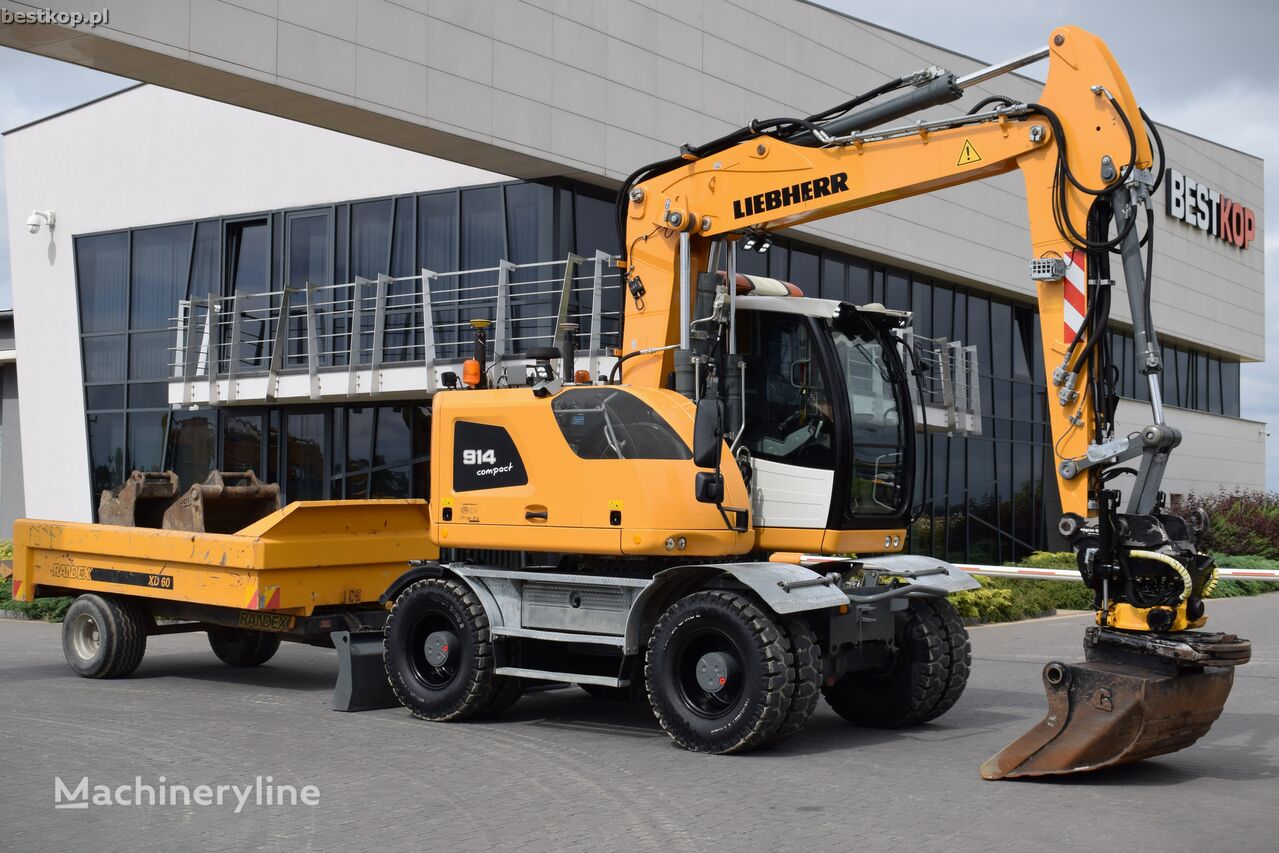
[552,389,691,460]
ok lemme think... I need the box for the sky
[0,0,1275,484]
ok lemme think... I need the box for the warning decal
[957,139,982,166]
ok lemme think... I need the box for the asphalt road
[1,595,1275,853]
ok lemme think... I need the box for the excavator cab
[729,296,914,550]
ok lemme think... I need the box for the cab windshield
[829,313,910,517]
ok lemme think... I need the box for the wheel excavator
[19,25,1249,776]
[592,23,1249,774]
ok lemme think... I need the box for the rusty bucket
[981,628,1250,780]
[98,471,181,528]
[161,470,281,534]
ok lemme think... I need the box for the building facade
[2,7,1266,564]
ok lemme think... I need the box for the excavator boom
[616,25,1249,777]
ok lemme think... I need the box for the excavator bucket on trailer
[98,470,181,528]
[162,470,281,534]
[981,628,1251,779]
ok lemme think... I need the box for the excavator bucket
[98,470,181,528]
[981,628,1250,780]
[162,470,281,534]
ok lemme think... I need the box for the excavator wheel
[383,578,508,721]
[822,597,970,728]
[766,615,822,746]
[645,590,793,753]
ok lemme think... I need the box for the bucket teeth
[981,629,1250,780]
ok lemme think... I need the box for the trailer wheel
[480,674,524,717]
[766,616,822,746]
[61,594,148,679]
[383,578,504,721]
[822,597,969,728]
[645,590,793,754]
[207,628,281,667]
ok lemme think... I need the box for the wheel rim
[671,626,745,719]
[407,609,463,690]
[69,612,101,661]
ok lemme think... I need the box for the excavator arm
[615,25,1249,777]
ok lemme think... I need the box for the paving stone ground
[1,595,1275,852]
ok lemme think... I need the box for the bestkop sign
[1164,168,1255,250]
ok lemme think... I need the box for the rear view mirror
[790,359,809,388]
[692,398,724,469]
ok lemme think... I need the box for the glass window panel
[392,196,416,277]
[572,189,618,257]
[374,405,414,468]
[932,286,953,341]
[1222,361,1240,417]
[268,410,280,485]
[951,290,967,347]
[190,220,221,300]
[413,404,431,460]
[911,278,932,338]
[127,411,168,474]
[1194,351,1208,411]
[335,204,350,284]
[460,186,505,268]
[223,413,264,474]
[821,256,847,301]
[990,300,1011,379]
[735,245,768,276]
[287,213,331,286]
[351,199,393,279]
[413,460,430,500]
[848,262,871,304]
[790,249,819,295]
[285,412,327,502]
[1161,344,1177,403]
[131,224,192,329]
[346,407,374,473]
[129,331,170,381]
[129,382,168,409]
[885,270,908,310]
[83,334,126,382]
[87,412,125,503]
[86,384,124,411]
[76,233,129,333]
[371,465,412,499]
[227,219,270,296]
[166,409,217,490]
[1012,308,1033,379]
[967,295,991,382]
[552,388,691,461]
[506,183,556,349]
[1176,347,1191,408]
[1208,356,1222,414]
[872,267,884,303]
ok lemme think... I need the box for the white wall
[3,85,508,522]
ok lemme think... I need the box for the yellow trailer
[10,499,437,710]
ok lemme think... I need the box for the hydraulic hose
[1129,549,1193,602]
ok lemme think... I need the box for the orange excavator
[603,24,1250,776]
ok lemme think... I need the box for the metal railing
[171,252,621,405]
[902,331,982,434]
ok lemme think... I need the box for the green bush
[0,539,72,622]
[1178,490,1279,559]
[950,550,1277,623]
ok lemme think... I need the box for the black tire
[61,594,148,679]
[480,674,524,717]
[207,628,281,667]
[822,597,970,728]
[646,590,793,754]
[767,616,822,746]
[383,578,505,721]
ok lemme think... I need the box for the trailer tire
[480,674,524,717]
[62,594,148,679]
[646,590,793,754]
[766,616,822,746]
[383,578,500,721]
[207,628,281,667]
[821,596,967,728]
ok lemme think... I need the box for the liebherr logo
[732,172,850,219]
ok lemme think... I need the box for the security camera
[26,210,55,234]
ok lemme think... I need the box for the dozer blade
[981,628,1250,780]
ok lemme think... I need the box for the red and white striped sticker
[1062,249,1087,344]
